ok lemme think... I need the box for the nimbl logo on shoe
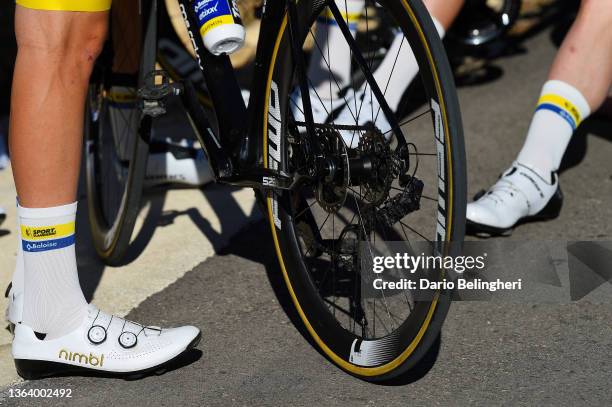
[21,222,76,252]
[58,349,104,367]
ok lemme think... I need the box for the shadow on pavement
[75,201,106,303]
[76,181,259,302]
[116,183,259,268]
[382,334,441,386]
[111,189,168,267]
[218,219,441,385]
[560,117,612,175]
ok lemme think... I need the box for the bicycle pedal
[138,70,183,118]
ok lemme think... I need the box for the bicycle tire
[261,0,466,381]
[84,3,157,265]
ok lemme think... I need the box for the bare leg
[7,7,202,370]
[9,6,108,208]
[332,0,465,146]
[467,1,612,234]
[517,0,612,168]
[8,6,108,339]
[548,0,612,109]
[424,0,464,28]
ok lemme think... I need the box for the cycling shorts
[16,0,111,11]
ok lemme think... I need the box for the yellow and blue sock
[517,80,591,177]
[20,202,87,339]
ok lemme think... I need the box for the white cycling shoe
[145,138,214,187]
[11,304,201,380]
[290,88,342,125]
[334,88,393,148]
[0,151,8,170]
[466,162,563,236]
[5,282,22,334]
[0,118,9,170]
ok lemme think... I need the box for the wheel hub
[354,130,394,206]
[314,130,350,214]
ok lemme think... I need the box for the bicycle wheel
[449,0,522,47]
[84,2,157,265]
[262,0,466,380]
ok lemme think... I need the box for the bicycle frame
[173,0,293,190]
[167,0,403,192]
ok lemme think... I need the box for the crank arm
[217,168,295,192]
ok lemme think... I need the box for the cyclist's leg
[517,0,612,172]
[307,0,364,100]
[10,6,108,207]
[295,0,464,127]
[8,4,199,377]
[366,0,464,108]
[8,5,108,337]
[292,0,365,123]
[467,1,612,234]
[423,0,465,29]
[547,0,612,109]
[333,0,464,145]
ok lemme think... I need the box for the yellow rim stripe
[21,222,75,241]
[263,1,453,377]
[16,0,110,11]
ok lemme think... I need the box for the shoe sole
[14,331,202,381]
[466,185,564,238]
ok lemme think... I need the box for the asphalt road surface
[1,24,612,407]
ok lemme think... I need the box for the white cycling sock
[335,17,445,145]
[12,198,24,309]
[308,0,365,100]
[20,202,87,339]
[363,16,445,113]
[517,80,591,175]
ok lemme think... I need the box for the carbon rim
[263,0,464,378]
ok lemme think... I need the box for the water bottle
[192,0,245,56]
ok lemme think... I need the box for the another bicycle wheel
[449,0,522,47]
[262,0,466,380]
[84,2,157,265]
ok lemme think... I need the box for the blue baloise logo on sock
[22,235,75,253]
